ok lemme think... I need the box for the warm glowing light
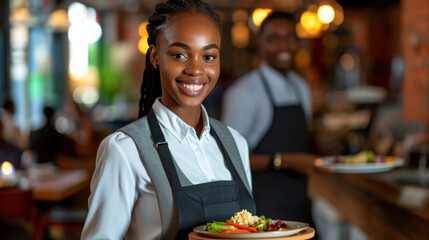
[300,11,322,35]
[138,37,149,54]
[340,53,355,70]
[296,23,310,38]
[252,8,272,27]
[138,22,150,54]
[11,7,30,23]
[1,162,14,176]
[298,1,344,35]
[231,22,250,49]
[317,5,335,24]
[138,22,149,37]
[232,10,248,23]
[48,9,69,29]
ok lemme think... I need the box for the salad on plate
[205,209,290,234]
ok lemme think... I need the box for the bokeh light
[138,21,149,54]
[252,8,272,27]
[1,161,14,176]
[231,22,250,49]
[317,5,335,24]
[232,10,248,23]
[300,10,322,36]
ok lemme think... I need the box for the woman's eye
[203,55,216,61]
[172,53,187,59]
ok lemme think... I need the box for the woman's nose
[184,59,204,76]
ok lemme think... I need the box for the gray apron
[137,110,256,239]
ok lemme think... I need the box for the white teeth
[182,83,203,91]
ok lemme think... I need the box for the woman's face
[151,13,221,111]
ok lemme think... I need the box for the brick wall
[401,0,429,131]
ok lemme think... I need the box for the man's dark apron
[147,110,256,239]
[252,70,312,224]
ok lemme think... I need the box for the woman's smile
[177,80,206,96]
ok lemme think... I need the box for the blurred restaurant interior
[0,0,429,239]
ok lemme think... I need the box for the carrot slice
[221,229,251,233]
[224,222,258,232]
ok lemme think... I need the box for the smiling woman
[81,1,256,240]
[149,13,221,130]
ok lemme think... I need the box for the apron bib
[148,110,256,239]
[252,70,312,223]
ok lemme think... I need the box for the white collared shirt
[81,99,251,240]
[221,63,311,151]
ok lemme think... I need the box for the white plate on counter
[316,156,405,173]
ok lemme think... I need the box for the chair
[0,188,37,239]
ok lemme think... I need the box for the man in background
[221,11,317,228]
[0,120,23,169]
[1,99,27,149]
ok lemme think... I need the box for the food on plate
[227,209,263,226]
[205,209,290,233]
[333,150,395,164]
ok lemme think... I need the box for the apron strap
[119,117,178,240]
[147,110,183,190]
[209,118,253,196]
[258,69,305,108]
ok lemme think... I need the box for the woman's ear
[149,45,159,69]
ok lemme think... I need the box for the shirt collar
[152,98,211,142]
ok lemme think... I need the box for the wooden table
[30,169,90,201]
[308,171,429,240]
[29,169,91,240]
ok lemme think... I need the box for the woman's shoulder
[99,131,134,150]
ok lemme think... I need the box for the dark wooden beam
[0,0,10,101]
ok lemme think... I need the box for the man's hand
[281,152,319,176]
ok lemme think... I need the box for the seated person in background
[221,12,318,227]
[57,96,96,156]
[0,121,23,169]
[1,98,27,149]
[29,106,74,163]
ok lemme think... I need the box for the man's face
[259,18,298,73]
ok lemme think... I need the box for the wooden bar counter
[308,171,429,240]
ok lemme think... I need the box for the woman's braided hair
[138,0,222,118]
